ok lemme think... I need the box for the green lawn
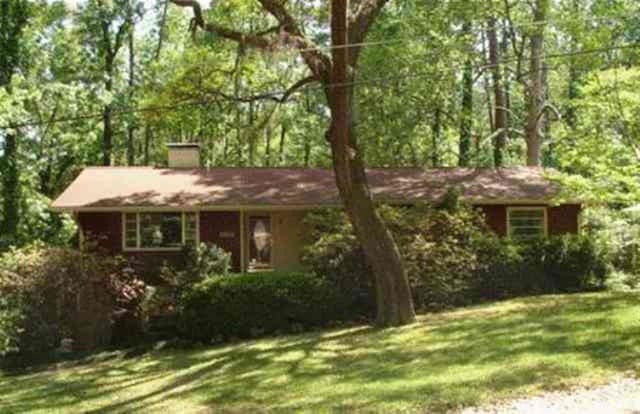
[1,292,639,413]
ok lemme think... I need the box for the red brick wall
[548,204,582,235]
[475,204,581,237]
[200,211,241,271]
[78,212,122,252]
[476,205,508,236]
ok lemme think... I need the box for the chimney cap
[166,142,200,148]
[167,142,201,168]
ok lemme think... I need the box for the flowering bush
[0,245,146,356]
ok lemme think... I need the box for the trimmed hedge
[178,271,349,341]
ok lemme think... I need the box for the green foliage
[178,271,349,341]
[301,209,374,317]
[583,206,640,277]
[185,242,231,278]
[0,245,145,356]
[160,242,231,289]
[555,68,640,204]
[303,204,610,312]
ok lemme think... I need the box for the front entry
[248,215,273,271]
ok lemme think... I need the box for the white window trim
[506,206,548,239]
[122,212,200,252]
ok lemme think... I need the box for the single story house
[51,144,582,273]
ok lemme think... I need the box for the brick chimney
[167,143,201,168]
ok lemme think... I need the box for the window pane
[249,216,272,269]
[509,209,545,240]
[185,213,198,245]
[124,213,137,248]
[140,213,182,248]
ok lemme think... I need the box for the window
[123,212,198,250]
[507,208,547,240]
[248,215,272,270]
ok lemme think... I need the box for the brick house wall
[476,204,581,237]
[78,203,582,275]
[200,211,241,271]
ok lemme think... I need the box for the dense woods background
[1,0,640,249]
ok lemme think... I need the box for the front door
[248,215,272,271]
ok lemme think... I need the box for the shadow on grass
[1,292,638,413]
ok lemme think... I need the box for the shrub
[605,270,640,291]
[583,206,640,277]
[302,202,611,313]
[524,235,608,292]
[178,271,348,341]
[301,209,374,317]
[161,243,232,289]
[0,245,145,356]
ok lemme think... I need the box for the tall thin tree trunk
[265,120,272,166]
[459,22,473,167]
[431,109,441,166]
[278,124,286,165]
[524,0,549,166]
[248,101,255,166]
[143,125,152,165]
[127,21,136,166]
[487,17,507,167]
[329,0,415,327]
[103,54,114,166]
[1,133,20,243]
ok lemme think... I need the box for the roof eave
[50,197,581,213]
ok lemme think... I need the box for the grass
[1,292,639,413]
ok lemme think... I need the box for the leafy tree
[168,0,415,326]
[0,0,29,247]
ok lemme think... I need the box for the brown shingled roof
[51,166,563,211]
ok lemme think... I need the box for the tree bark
[265,120,272,166]
[458,22,473,167]
[487,17,507,167]
[143,125,152,165]
[278,124,286,165]
[1,133,20,243]
[524,0,549,166]
[431,109,441,166]
[126,21,136,166]
[329,0,415,326]
[102,33,115,166]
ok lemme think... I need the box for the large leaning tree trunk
[169,0,416,326]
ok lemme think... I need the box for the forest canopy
[1,0,639,248]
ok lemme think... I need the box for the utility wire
[2,42,640,130]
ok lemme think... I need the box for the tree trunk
[102,54,114,166]
[1,133,20,244]
[143,125,152,165]
[265,120,272,166]
[524,0,549,166]
[127,21,136,166]
[329,0,415,327]
[458,22,473,167]
[431,109,441,166]
[278,124,286,165]
[487,17,507,167]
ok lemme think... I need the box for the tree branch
[170,0,273,48]
[205,75,317,104]
[348,0,390,65]
[170,0,332,82]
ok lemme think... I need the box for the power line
[2,42,640,130]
